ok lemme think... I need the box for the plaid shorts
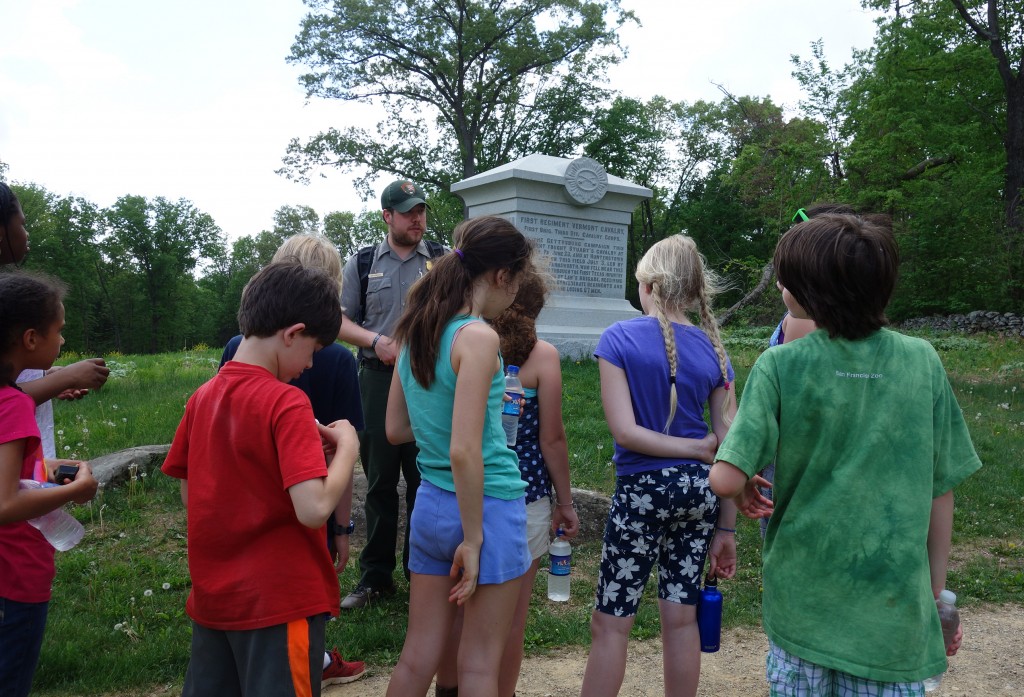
[767,642,925,697]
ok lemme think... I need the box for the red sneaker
[322,647,366,687]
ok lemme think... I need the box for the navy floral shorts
[594,464,719,616]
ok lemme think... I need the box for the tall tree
[847,1,1013,314]
[791,39,856,181]
[103,196,225,352]
[949,0,1024,231]
[281,0,634,200]
[323,210,386,260]
[11,184,108,350]
[273,204,322,238]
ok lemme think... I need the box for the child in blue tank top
[434,265,581,697]
[384,216,533,697]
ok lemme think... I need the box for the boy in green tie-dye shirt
[711,213,981,696]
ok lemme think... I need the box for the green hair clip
[791,208,809,223]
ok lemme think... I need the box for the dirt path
[325,604,1024,696]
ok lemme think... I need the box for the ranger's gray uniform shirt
[341,238,440,361]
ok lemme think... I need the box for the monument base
[536,294,641,359]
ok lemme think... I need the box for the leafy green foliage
[842,1,1016,316]
[281,0,636,211]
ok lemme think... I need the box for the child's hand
[448,541,480,606]
[947,621,963,656]
[55,358,110,392]
[318,420,358,453]
[552,505,580,540]
[708,532,737,579]
[736,475,774,519]
[65,462,98,504]
[697,432,719,464]
[46,458,79,484]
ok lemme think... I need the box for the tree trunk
[1004,84,1024,231]
[718,262,774,326]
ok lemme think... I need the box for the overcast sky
[0,0,878,241]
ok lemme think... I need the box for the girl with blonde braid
[581,234,738,697]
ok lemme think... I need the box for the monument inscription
[516,213,626,299]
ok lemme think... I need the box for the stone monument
[451,154,652,357]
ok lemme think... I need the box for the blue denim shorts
[409,480,530,585]
[767,642,926,697]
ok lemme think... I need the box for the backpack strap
[356,245,376,323]
[424,239,447,259]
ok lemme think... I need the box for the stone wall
[900,310,1024,337]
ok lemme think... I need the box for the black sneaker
[340,583,395,610]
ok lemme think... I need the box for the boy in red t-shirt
[162,261,359,697]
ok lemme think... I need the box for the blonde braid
[697,292,733,426]
[649,284,679,432]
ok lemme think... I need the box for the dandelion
[144,589,153,597]
[122,418,128,423]
[57,429,64,436]
[162,582,171,590]
[82,427,89,434]
[998,403,1010,410]
[113,404,119,409]
[114,623,123,631]
[64,445,70,452]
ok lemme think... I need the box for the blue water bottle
[697,574,722,653]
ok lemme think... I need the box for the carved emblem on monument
[564,157,608,205]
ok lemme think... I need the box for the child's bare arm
[0,443,97,524]
[19,359,110,405]
[288,420,358,529]
[927,490,955,598]
[332,475,355,571]
[599,359,718,461]
[534,342,579,537]
[928,490,964,655]
[385,372,414,445]
[710,460,774,519]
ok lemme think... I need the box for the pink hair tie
[724,381,731,391]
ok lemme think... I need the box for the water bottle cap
[939,589,956,605]
[556,528,564,537]
[507,365,520,375]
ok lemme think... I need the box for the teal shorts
[767,642,925,697]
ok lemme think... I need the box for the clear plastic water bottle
[697,574,723,653]
[547,528,571,601]
[923,590,960,692]
[19,479,85,551]
[501,365,524,446]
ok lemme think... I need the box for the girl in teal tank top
[384,216,533,697]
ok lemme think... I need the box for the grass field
[28,330,1024,695]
